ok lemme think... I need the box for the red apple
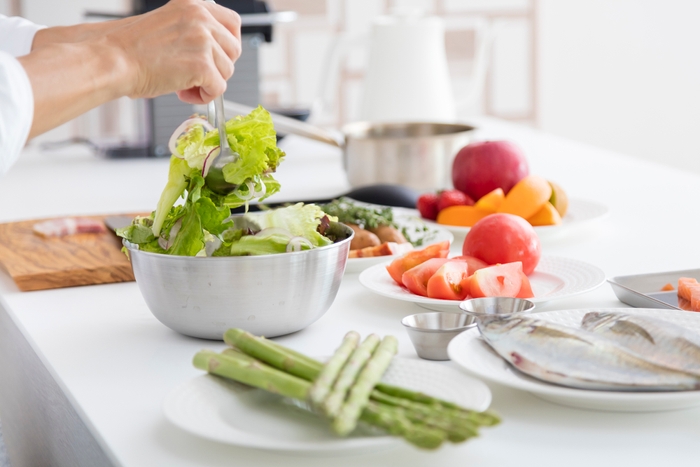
[462,213,541,275]
[452,141,529,201]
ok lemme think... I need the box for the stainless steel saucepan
[223,101,475,191]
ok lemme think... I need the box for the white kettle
[360,13,456,123]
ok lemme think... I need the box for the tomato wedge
[426,260,472,301]
[516,271,534,298]
[386,241,450,285]
[470,262,523,298]
[451,255,488,273]
[401,258,450,297]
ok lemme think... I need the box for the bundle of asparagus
[192,328,499,450]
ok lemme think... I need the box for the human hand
[105,0,242,104]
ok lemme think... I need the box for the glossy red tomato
[469,262,523,298]
[386,241,450,286]
[401,258,450,297]
[426,260,472,301]
[462,213,541,275]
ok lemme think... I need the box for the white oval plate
[345,209,454,274]
[163,356,491,454]
[448,308,700,412]
[358,255,606,312]
[422,198,609,243]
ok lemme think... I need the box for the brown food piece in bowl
[345,223,381,250]
[368,225,408,244]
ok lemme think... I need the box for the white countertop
[0,117,698,466]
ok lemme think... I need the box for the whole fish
[581,311,700,377]
[478,316,700,391]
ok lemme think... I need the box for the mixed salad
[117,106,339,257]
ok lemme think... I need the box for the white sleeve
[0,51,34,177]
[0,14,46,57]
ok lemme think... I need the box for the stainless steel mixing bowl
[124,222,353,340]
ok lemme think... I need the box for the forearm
[31,18,138,50]
[16,0,240,139]
[18,40,131,138]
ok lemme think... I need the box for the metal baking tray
[608,268,700,310]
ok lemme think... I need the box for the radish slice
[286,236,313,252]
[168,117,214,157]
[201,146,220,177]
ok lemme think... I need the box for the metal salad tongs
[203,0,240,195]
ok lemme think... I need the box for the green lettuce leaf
[228,233,310,256]
[251,203,334,248]
[117,106,325,257]
[152,157,193,236]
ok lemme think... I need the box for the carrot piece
[660,283,675,291]
[349,243,395,258]
[436,205,491,227]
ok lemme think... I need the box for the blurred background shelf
[3,0,699,173]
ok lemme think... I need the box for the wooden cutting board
[0,215,141,292]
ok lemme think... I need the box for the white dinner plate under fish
[358,256,606,312]
[448,308,700,412]
[422,198,609,243]
[163,356,491,454]
[344,208,453,274]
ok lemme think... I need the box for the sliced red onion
[168,117,214,158]
[201,146,220,177]
[286,236,313,252]
[237,181,256,201]
[250,179,267,198]
[158,218,183,251]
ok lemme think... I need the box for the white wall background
[10,0,700,174]
[537,0,700,173]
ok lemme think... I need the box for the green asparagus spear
[374,383,501,426]
[361,402,446,450]
[223,328,319,381]
[223,345,478,442]
[308,331,360,408]
[225,328,500,427]
[323,334,380,418]
[193,350,310,401]
[361,377,478,441]
[333,336,398,436]
[194,349,447,449]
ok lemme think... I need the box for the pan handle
[222,100,344,149]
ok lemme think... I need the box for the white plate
[163,356,492,454]
[345,208,454,274]
[422,198,609,243]
[358,255,606,312]
[448,308,700,412]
